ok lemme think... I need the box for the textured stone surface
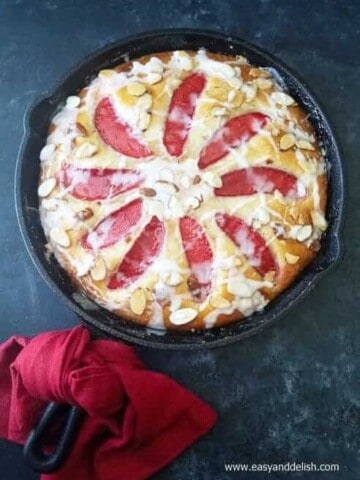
[0,0,359,479]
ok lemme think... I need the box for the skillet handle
[23,401,84,474]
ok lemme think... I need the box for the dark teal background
[0,1,358,478]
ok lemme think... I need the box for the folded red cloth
[0,326,217,479]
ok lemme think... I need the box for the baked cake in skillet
[38,49,327,330]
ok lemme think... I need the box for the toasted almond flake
[38,178,57,198]
[296,225,313,242]
[210,296,231,309]
[228,76,243,89]
[256,78,273,90]
[249,67,262,77]
[203,171,222,188]
[129,288,147,315]
[243,84,257,102]
[234,257,243,266]
[74,141,98,158]
[149,59,164,73]
[99,69,116,79]
[76,207,94,221]
[138,112,151,131]
[169,307,197,325]
[271,91,295,106]
[285,253,300,265]
[264,271,276,282]
[140,187,157,197]
[236,55,248,64]
[311,211,327,231]
[147,72,163,85]
[40,144,56,162]
[178,53,193,71]
[138,93,152,110]
[296,139,315,151]
[280,133,296,151]
[127,82,146,96]
[155,181,177,195]
[66,96,81,108]
[185,196,201,210]
[212,106,227,116]
[164,271,183,287]
[50,228,70,248]
[42,198,58,211]
[90,257,106,281]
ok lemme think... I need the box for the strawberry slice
[94,97,152,158]
[215,167,301,198]
[216,213,277,276]
[198,112,269,169]
[81,198,142,250]
[163,72,206,157]
[108,216,165,289]
[179,216,213,301]
[59,166,142,200]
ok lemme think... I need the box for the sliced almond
[256,78,273,90]
[210,296,231,309]
[129,288,147,315]
[168,195,184,217]
[296,139,315,151]
[76,207,94,221]
[271,91,295,106]
[127,82,146,96]
[212,107,227,116]
[228,279,252,297]
[138,93,152,110]
[50,228,70,248]
[169,307,197,325]
[138,112,151,131]
[227,90,236,102]
[264,270,276,282]
[140,187,157,197]
[147,72,162,85]
[185,196,201,210]
[192,174,201,185]
[228,76,243,89]
[233,91,245,107]
[285,253,300,265]
[164,271,183,287]
[40,144,55,162]
[311,211,327,231]
[203,171,222,188]
[296,225,313,242]
[280,133,296,151]
[66,96,80,108]
[243,84,257,103]
[99,69,116,79]
[90,257,106,281]
[155,181,177,195]
[236,55,248,64]
[74,141,98,158]
[38,178,57,198]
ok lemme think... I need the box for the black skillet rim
[15,29,345,349]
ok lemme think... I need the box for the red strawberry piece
[81,198,142,250]
[163,72,206,157]
[198,112,269,169]
[215,167,301,198]
[108,216,165,289]
[59,166,142,200]
[179,216,213,301]
[94,97,152,158]
[216,213,277,276]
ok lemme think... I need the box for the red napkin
[0,326,217,479]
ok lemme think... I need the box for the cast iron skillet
[15,29,344,350]
[15,29,344,473]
